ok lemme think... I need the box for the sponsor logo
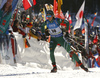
[49,24,56,27]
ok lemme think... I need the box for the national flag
[53,0,58,15]
[73,0,85,30]
[81,20,85,34]
[45,4,53,11]
[33,0,36,5]
[26,15,30,20]
[58,0,63,14]
[27,22,33,28]
[43,8,46,21]
[65,11,72,24]
[82,27,85,34]
[65,11,69,20]
[93,35,98,44]
[81,19,90,34]
[53,0,65,19]
[93,30,98,44]
[45,4,50,11]
[68,14,72,24]
[50,4,53,11]
[22,0,32,10]
[24,38,30,48]
[91,12,97,26]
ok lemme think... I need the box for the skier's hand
[41,34,47,41]
[37,35,42,41]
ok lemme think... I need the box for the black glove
[37,38,40,41]
[64,32,69,38]
[41,34,47,41]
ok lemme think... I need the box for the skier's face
[47,14,53,21]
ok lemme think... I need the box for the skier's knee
[69,51,74,57]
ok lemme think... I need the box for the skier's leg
[59,37,89,72]
[50,38,57,72]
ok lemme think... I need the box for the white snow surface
[0,33,100,78]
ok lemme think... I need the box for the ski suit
[41,18,80,63]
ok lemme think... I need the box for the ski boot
[51,62,57,73]
[77,61,89,72]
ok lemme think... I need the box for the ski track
[0,64,100,78]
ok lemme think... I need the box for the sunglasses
[46,15,52,17]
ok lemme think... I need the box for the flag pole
[83,15,89,55]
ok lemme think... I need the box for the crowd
[69,28,100,68]
[0,1,100,72]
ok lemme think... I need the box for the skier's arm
[57,18,69,32]
[57,18,69,37]
[37,21,47,41]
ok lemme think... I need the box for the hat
[47,10,54,15]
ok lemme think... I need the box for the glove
[41,34,47,41]
[64,32,69,38]
[37,38,40,41]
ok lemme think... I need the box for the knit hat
[47,10,54,15]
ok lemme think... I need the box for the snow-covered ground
[0,33,100,78]
[0,64,100,78]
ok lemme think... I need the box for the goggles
[46,15,52,17]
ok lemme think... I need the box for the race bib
[49,27,62,35]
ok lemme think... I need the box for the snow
[0,33,100,78]
[0,64,100,78]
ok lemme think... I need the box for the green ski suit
[41,18,80,63]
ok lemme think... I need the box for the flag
[93,30,98,44]
[0,0,7,9]
[82,27,85,34]
[81,20,85,34]
[65,11,72,24]
[68,14,72,24]
[33,0,36,5]
[58,0,63,14]
[45,4,53,11]
[73,0,85,30]
[53,0,58,15]
[65,11,69,20]
[0,0,18,34]
[50,4,53,11]
[43,8,46,21]
[53,0,65,19]
[93,35,98,44]
[91,12,97,26]
[12,0,18,11]
[22,0,32,10]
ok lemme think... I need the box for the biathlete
[40,10,88,72]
